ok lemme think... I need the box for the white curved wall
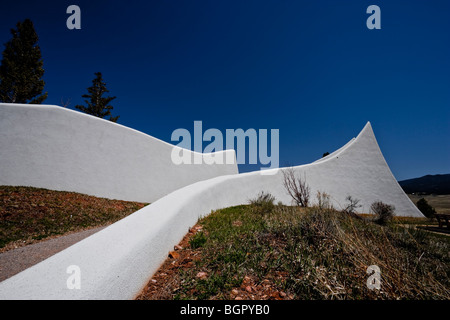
[0,121,423,300]
[0,103,238,203]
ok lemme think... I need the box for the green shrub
[189,231,207,249]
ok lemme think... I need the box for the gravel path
[0,226,106,282]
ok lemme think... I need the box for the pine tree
[75,72,119,122]
[0,19,47,104]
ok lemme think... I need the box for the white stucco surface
[0,121,423,300]
[0,103,238,203]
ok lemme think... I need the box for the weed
[189,231,207,249]
[371,201,395,225]
[248,191,275,215]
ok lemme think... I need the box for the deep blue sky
[1,0,449,180]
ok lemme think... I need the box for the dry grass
[408,194,450,215]
[138,201,450,300]
[0,185,148,251]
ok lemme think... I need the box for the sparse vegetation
[408,194,450,215]
[343,195,362,219]
[282,168,310,207]
[371,201,395,225]
[248,191,276,215]
[316,191,332,210]
[0,186,148,251]
[138,193,450,300]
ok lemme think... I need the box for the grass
[145,201,450,300]
[189,231,207,249]
[0,185,148,251]
[408,194,450,215]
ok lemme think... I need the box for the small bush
[343,195,362,218]
[282,168,310,207]
[189,231,207,249]
[249,191,275,206]
[371,201,395,225]
[248,191,275,215]
[316,191,332,210]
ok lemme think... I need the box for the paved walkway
[0,226,106,282]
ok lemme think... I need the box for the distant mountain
[398,174,450,195]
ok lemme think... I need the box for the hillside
[0,186,148,251]
[137,198,450,300]
[399,174,450,195]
